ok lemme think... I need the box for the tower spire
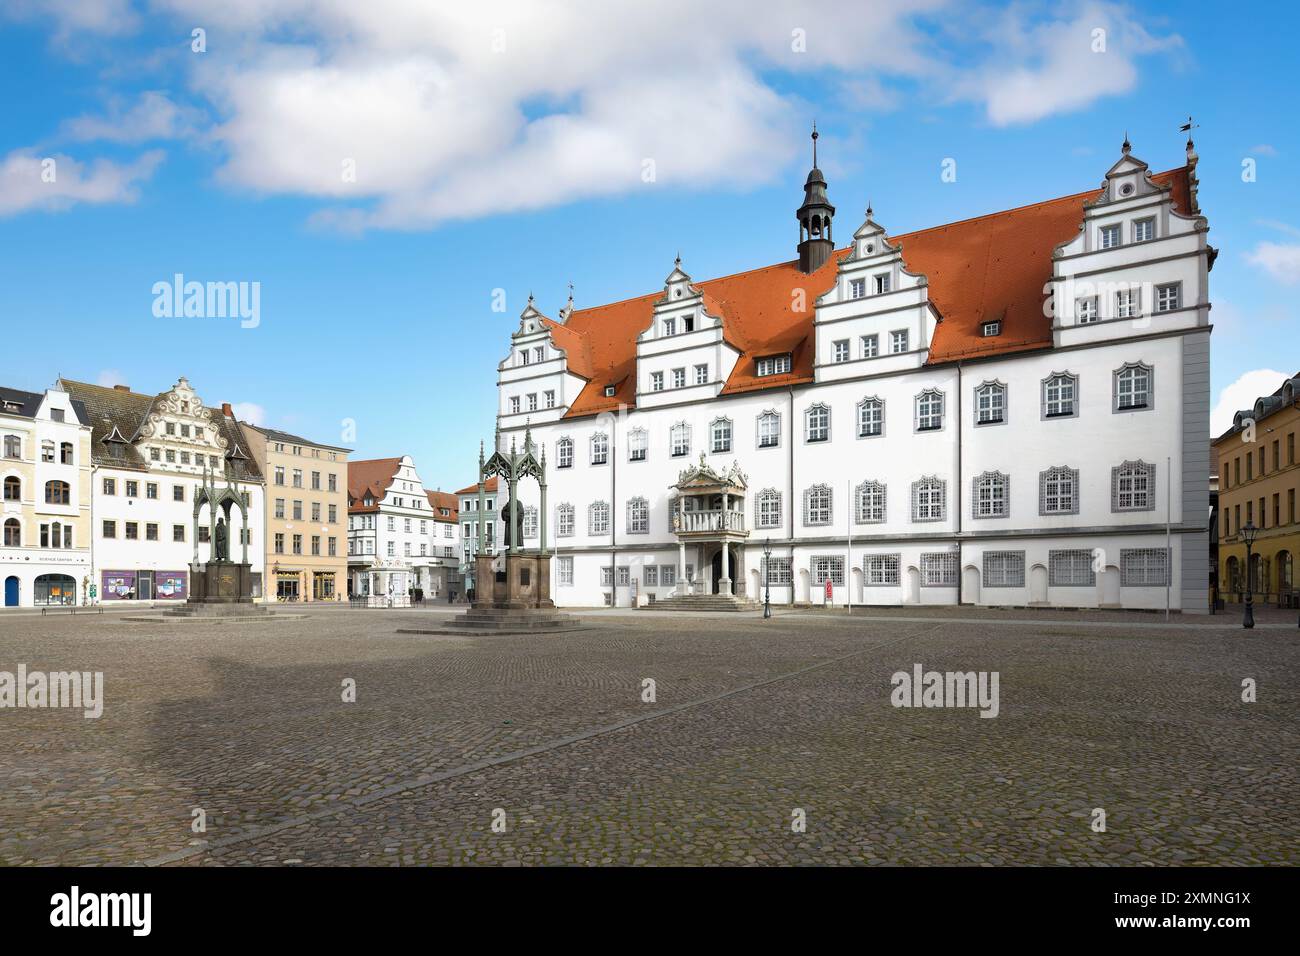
[796,123,835,273]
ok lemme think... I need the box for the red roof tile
[426,489,459,522]
[454,476,499,496]
[347,457,401,512]
[543,167,1191,418]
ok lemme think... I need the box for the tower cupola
[796,123,835,273]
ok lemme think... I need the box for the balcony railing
[677,510,746,534]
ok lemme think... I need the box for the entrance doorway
[4,575,18,606]
[709,546,739,594]
[136,571,154,601]
[34,573,75,605]
[277,576,300,601]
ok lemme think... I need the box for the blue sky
[1,0,1297,487]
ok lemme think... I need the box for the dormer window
[756,354,792,377]
[874,274,891,294]
[1133,217,1155,243]
[603,385,616,398]
[981,321,1001,337]
[1100,224,1121,249]
[50,408,65,422]
[850,278,865,299]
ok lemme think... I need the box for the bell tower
[796,123,835,273]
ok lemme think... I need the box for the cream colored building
[241,423,351,602]
[1,384,93,606]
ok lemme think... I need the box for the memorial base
[400,552,584,634]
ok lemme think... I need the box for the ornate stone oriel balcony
[676,508,747,535]
[670,454,749,596]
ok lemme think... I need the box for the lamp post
[1241,522,1258,630]
[763,536,772,620]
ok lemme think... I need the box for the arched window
[855,480,886,524]
[915,390,944,431]
[911,477,946,522]
[1225,556,1241,593]
[1278,551,1293,593]
[556,503,575,537]
[857,397,884,438]
[1043,372,1078,418]
[1111,460,1155,511]
[590,432,609,465]
[974,382,1006,425]
[626,497,649,534]
[670,423,691,458]
[973,472,1009,518]
[1039,466,1080,515]
[1114,362,1153,411]
[588,501,610,535]
[710,418,732,454]
[755,489,782,529]
[757,411,781,449]
[45,480,70,505]
[2,435,19,459]
[60,442,74,465]
[805,403,830,443]
[3,517,18,546]
[803,484,832,525]
[2,476,18,501]
[557,437,574,469]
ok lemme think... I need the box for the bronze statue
[214,517,229,562]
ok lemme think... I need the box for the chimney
[222,402,234,417]
[113,384,130,392]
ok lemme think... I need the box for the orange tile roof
[543,167,1191,418]
[426,489,459,522]
[454,476,499,496]
[347,457,401,513]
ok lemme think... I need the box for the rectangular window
[849,278,865,299]
[102,520,116,538]
[1116,288,1139,319]
[811,555,845,586]
[650,371,664,392]
[1155,282,1181,312]
[1049,549,1096,586]
[173,524,185,543]
[628,430,647,462]
[274,499,285,519]
[1100,223,1121,249]
[644,565,658,587]
[311,471,321,490]
[864,554,899,586]
[890,330,908,354]
[833,340,849,363]
[662,317,676,337]
[874,273,891,295]
[760,556,792,585]
[1120,548,1168,586]
[544,390,555,408]
[103,478,116,495]
[1076,296,1098,324]
[125,480,138,498]
[860,334,878,358]
[125,522,138,541]
[983,551,1025,588]
[756,355,792,377]
[509,396,520,414]
[1133,217,1155,243]
[919,553,957,587]
[758,414,781,448]
[556,557,572,586]
[694,364,709,385]
[274,466,285,485]
[671,368,686,389]
[173,485,185,502]
[527,394,537,412]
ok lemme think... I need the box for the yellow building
[1213,372,1299,604]
[1,384,93,606]
[239,421,351,602]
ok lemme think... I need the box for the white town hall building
[492,133,1213,612]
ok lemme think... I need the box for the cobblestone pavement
[0,607,1294,866]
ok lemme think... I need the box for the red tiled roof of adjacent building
[347,457,401,512]
[426,489,459,522]
[454,476,499,495]
[543,167,1192,419]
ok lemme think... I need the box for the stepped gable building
[494,131,1214,611]
[1,384,93,606]
[59,377,266,603]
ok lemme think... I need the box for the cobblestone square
[1,606,1295,866]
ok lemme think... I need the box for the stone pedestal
[473,552,555,610]
[188,561,254,604]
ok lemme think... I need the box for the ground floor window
[983,551,1025,588]
[760,556,792,585]
[1120,548,1168,587]
[1049,549,1096,587]
[277,575,300,601]
[811,555,844,586]
[556,556,573,586]
[313,572,336,600]
[919,552,957,587]
[34,573,75,605]
[865,554,900,586]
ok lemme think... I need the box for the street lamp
[1241,522,1258,630]
[763,536,772,620]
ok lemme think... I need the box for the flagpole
[846,478,852,614]
[1166,455,1171,621]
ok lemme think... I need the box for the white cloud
[2,0,138,38]
[1248,144,1278,157]
[1245,241,1300,285]
[230,402,266,425]
[964,2,1182,126]
[1211,369,1290,436]
[62,91,201,143]
[0,148,164,216]
[16,0,1183,230]
[95,369,126,388]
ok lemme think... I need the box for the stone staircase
[646,592,758,612]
